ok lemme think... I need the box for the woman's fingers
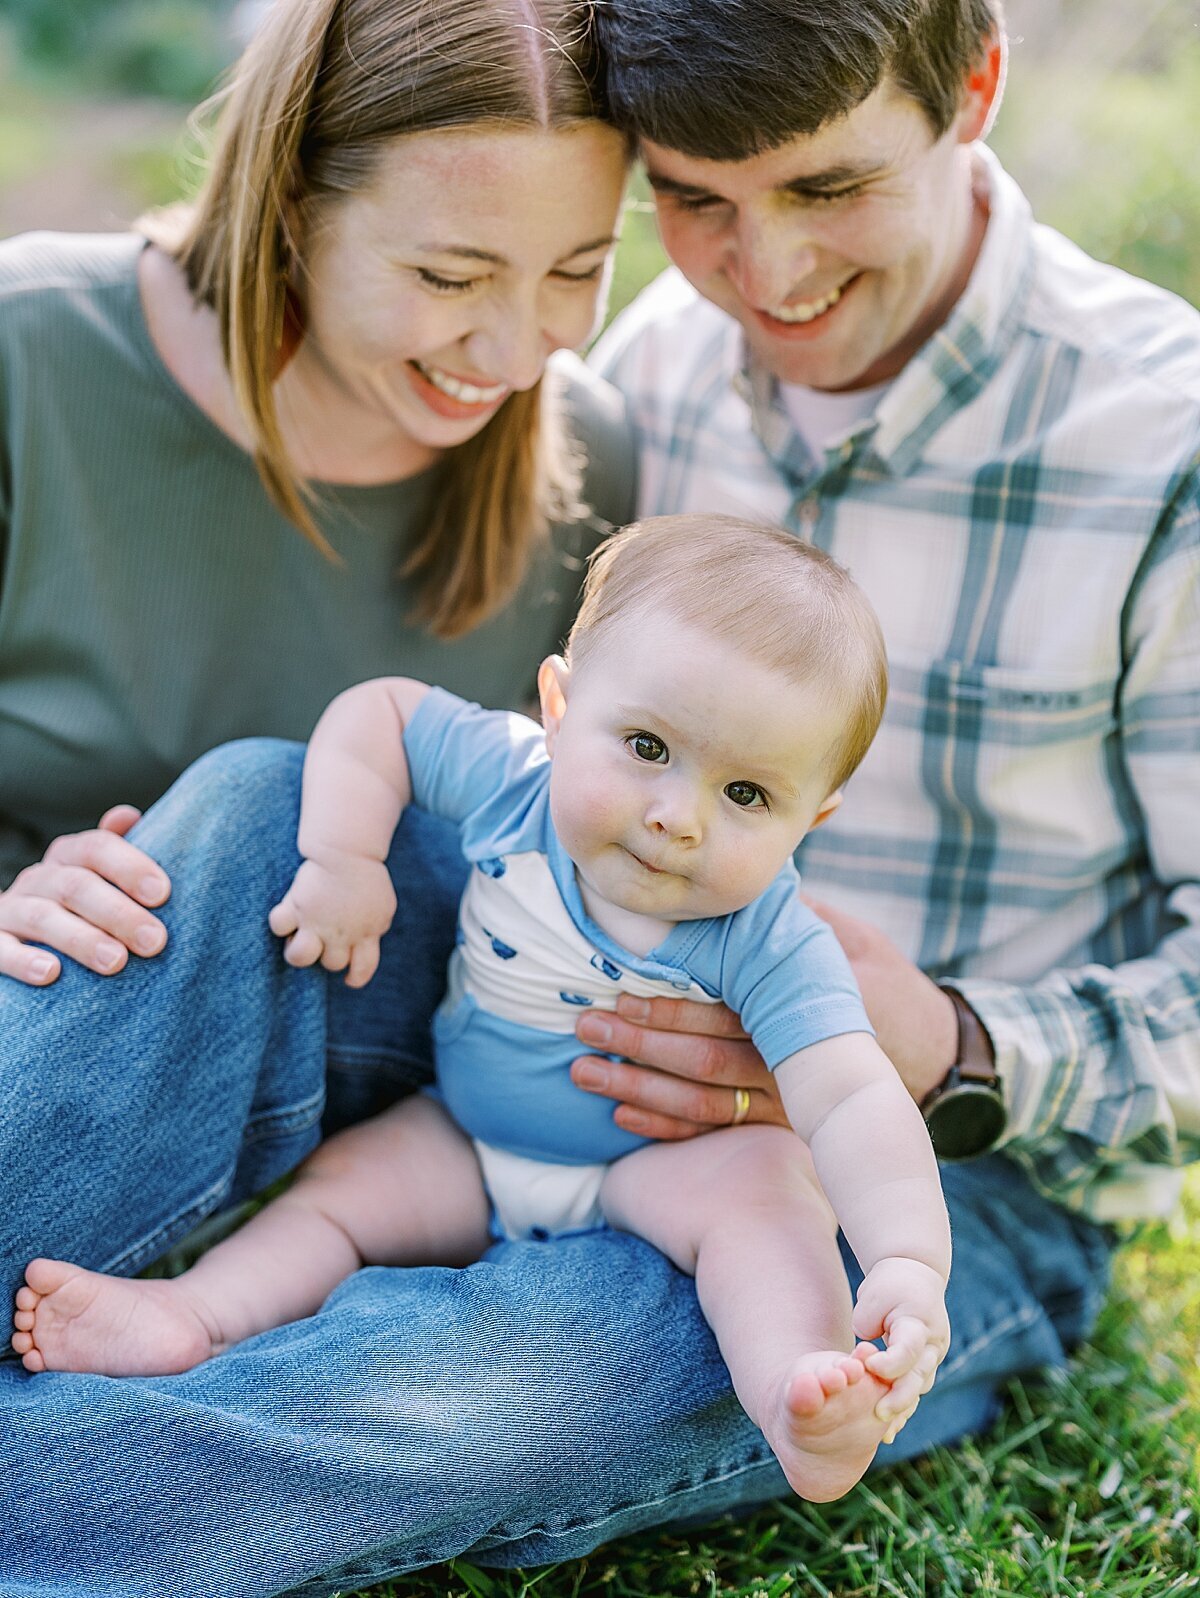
[0,929,61,986]
[0,891,135,975]
[43,826,170,908]
[0,860,171,977]
[97,804,144,837]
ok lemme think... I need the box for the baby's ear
[537,656,570,753]
[809,789,843,831]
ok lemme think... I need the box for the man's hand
[802,897,958,1104]
[269,854,397,988]
[572,995,790,1139]
[852,1256,951,1443]
[569,896,958,1137]
[0,806,170,986]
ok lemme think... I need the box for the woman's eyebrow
[415,235,617,264]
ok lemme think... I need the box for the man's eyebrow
[645,162,886,203]
[415,236,616,264]
[782,161,886,194]
[644,173,717,202]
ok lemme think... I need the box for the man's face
[642,73,994,392]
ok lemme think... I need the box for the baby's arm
[775,1035,952,1430]
[268,678,431,986]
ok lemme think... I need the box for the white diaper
[474,1140,609,1240]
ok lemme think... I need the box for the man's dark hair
[596,0,1000,159]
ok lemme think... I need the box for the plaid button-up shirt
[592,150,1200,1224]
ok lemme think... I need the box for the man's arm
[576,485,1200,1219]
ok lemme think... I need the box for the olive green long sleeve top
[0,231,636,886]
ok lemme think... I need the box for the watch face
[927,1084,1007,1161]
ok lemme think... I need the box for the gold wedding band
[730,1087,752,1126]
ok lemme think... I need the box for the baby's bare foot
[764,1342,893,1502]
[11,1258,221,1377]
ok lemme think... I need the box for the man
[3,5,1197,1592]
[579,0,1200,1443]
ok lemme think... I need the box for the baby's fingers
[865,1314,928,1380]
[345,940,380,989]
[281,927,325,969]
[268,897,300,939]
[873,1357,936,1425]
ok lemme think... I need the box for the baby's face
[541,612,845,923]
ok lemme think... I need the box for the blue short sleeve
[403,687,551,859]
[680,865,872,1068]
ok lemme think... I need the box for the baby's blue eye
[725,781,766,809]
[629,732,668,763]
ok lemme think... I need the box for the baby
[13,515,951,1503]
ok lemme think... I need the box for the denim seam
[277,1454,786,1597]
[325,1048,432,1075]
[473,1449,782,1549]
[937,1300,1043,1381]
[241,1088,325,1144]
[99,1167,236,1276]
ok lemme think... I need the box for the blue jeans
[0,741,1113,1598]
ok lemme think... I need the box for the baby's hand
[852,1256,950,1444]
[268,854,397,988]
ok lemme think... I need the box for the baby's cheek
[553,785,618,856]
[713,834,785,908]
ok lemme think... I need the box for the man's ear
[809,789,843,831]
[957,31,1006,144]
[537,655,570,753]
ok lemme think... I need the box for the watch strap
[941,987,997,1086]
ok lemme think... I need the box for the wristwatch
[920,988,1007,1161]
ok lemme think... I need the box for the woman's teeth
[768,284,844,324]
[414,363,507,404]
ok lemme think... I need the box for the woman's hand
[0,806,171,986]
[572,996,789,1140]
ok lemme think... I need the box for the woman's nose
[465,303,550,393]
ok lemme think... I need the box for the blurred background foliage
[0,0,1197,315]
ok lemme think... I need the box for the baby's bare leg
[600,1127,891,1502]
[12,1095,491,1377]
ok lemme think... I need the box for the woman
[0,1,796,1592]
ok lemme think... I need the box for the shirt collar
[737,146,1036,483]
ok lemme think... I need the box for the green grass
[341,1177,1200,1597]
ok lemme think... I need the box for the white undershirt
[780,378,891,462]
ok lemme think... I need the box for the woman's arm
[267,677,430,987]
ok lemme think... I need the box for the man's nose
[727,211,819,309]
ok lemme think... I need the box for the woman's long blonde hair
[148,0,614,638]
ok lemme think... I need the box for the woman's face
[286,123,628,464]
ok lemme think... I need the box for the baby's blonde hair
[566,515,888,792]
